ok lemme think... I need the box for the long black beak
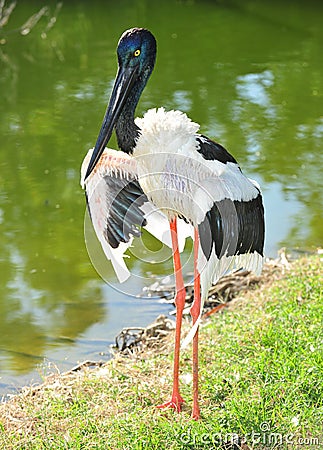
[84,65,138,180]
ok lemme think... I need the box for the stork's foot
[191,404,200,420]
[157,394,184,413]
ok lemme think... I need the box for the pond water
[0,0,322,396]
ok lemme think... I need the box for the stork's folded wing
[81,148,191,282]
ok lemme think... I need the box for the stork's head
[85,28,157,180]
[117,28,156,79]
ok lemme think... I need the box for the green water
[0,0,322,394]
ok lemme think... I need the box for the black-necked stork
[81,28,265,420]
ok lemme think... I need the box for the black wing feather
[198,194,265,260]
[196,135,237,164]
[103,176,148,249]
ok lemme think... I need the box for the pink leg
[157,218,185,412]
[190,228,201,420]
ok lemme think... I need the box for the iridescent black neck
[115,69,152,154]
[115,103,140,154]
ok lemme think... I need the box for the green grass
[0,256,322,449]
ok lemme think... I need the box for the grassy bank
[0,256,322,449]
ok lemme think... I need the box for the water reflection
[235,71,276,116]
[0,0,322,393]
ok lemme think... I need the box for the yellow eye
[134,49,141,57]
